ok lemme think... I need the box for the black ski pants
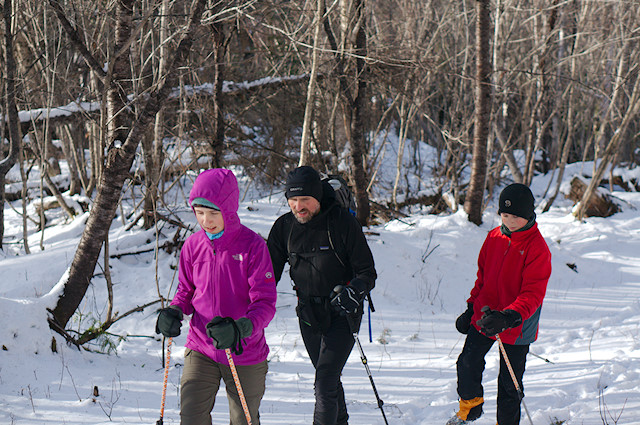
[457,327,529,425]
[300,311,356,425]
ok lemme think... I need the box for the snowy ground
[1,163,640,425]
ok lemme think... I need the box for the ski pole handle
[332,285,344,303]
[225,348,253,425]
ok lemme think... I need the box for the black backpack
[322,175,376,318]
[323,174,356,216]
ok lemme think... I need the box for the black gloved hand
[155,306,183,337]
[476,306,522,337]
[455,303,474,334]
[206,316,253,353]
[330,280,367,315]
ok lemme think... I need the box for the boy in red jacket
[447,183,552,425]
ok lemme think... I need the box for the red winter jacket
[468,222,551,344]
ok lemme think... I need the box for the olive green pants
[180,349,268,425]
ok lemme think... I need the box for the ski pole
[334,286,389,425]
[225,348,253,425]
[529,351,554,364]
[496,335,534,425]
[157,337,173,425]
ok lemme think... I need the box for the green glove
[206,316,253,353]
[155,306,183,337]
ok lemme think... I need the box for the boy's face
[288,196,321,223]
[500,212,528,232]
[194,206,225,234]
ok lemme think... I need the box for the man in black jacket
[267,166,377,425]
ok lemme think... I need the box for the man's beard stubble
[293,207,319,224]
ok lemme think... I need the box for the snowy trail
[2,179,640,424]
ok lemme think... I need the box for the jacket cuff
[504,309,522,328]
[349,278,369,296]
[169,303,189,317]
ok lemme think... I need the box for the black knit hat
[285,166,323,202]
[498,183,535,219]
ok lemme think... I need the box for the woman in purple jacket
[155,168,277,425]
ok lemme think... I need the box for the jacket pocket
[296,298,331,333]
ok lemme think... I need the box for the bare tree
[0,0,22,250]
[575,70,640,221]
[47,0,209,333]
[322,0,370,224]
[298,0,324,167]
[465,0,492,225]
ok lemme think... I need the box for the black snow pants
[457,326,530,425]
[299,305,358,425]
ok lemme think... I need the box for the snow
[2,163,640,425]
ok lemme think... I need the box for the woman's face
[194,206,225,234]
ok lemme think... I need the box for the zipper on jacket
[495,239,510,313]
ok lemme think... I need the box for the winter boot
[446,416,472,425]
[446,397,484,425]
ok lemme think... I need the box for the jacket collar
[502,221,538,241]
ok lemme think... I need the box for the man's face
[194,206,225,233]
[500,212,528,232]
[288,196,321,223]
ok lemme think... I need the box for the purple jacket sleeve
[245,237,277,334]
[171,239,196,316]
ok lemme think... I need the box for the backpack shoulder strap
[327,207,347,268]
[328,208,376,313]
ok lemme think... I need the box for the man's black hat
[285,166,323,202]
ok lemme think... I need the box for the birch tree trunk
[298,0,324,167]
[48,0,208,332]
[465,0,492,225]
[339,0,370,224]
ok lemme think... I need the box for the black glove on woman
[206,316,253,354]
[155,306,183,337]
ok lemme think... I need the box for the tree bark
[144,0,170,229]
[465,0,492,225]
[330,0,370,225]
[48,0,208,331]
[208,19,227,168]
[574,73,640,221]
[299,0,324,167]
[108,0,134,148]
[0,0,22,250]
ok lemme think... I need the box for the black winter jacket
[267,186,376,300]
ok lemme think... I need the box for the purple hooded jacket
[171,169,277,365]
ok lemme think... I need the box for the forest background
[1,0,639,362]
